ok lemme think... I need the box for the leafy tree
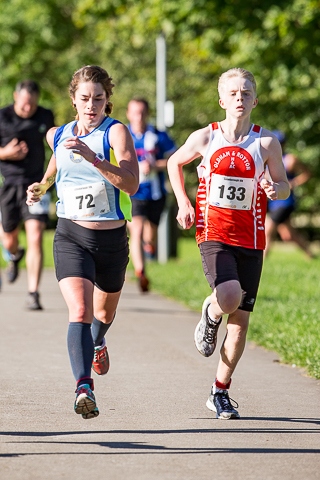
[0,0,319,216]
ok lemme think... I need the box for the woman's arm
[63,123,139,196]
[26,128,58,205]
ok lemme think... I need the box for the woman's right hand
[26,183,47,206]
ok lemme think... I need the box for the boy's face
[219,76,258,118]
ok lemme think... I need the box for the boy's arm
[167,126,210,229]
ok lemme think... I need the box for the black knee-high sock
[67,323,94,386]
[91,316,114,347]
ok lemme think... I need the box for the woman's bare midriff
[73,219,126,230]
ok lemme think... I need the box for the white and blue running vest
[54,117,132,221]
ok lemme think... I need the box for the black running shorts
[268,205,295,225]
[199,240,263,312]
[54,218,129,293]
[0,184,48,232]
[131,196,166,226]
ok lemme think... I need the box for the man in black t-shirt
[0,80,54,310]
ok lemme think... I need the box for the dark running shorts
[199,240,263,312]
[54,218,129,293]
[268,205,295,225]
[131,196,166,226]
[0,184,48,232]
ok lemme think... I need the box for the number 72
[75,194,96,209]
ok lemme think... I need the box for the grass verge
[144,238,320,380]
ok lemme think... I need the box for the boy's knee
[215,281,242,314]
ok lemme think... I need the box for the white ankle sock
[207,307,221,324]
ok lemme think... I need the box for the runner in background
[0,80,54,309]
[126,98,176,292]
[264,130,313,258]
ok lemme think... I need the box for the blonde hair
[69,65,115,115]
[218,68,257,98]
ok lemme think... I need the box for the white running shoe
[194,296,222,357]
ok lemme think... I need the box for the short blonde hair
[218,68,257,98]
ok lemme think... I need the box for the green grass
[144,239,320,379]
[249,246,320,379]
[137,239,212,311]
[0,229,55,269]
[4,231,319,379]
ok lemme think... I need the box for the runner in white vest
[27,65,139,420]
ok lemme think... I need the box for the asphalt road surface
[0,270,319,479]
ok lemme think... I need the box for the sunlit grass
[0,229,55,269]
[144,239,320,379]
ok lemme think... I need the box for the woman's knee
[68,302,93,323]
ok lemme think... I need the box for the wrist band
[93,158,102,167]
[93,153,105,167]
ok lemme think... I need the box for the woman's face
[73,81,107,130]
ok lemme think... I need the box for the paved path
[0,270,319,480]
